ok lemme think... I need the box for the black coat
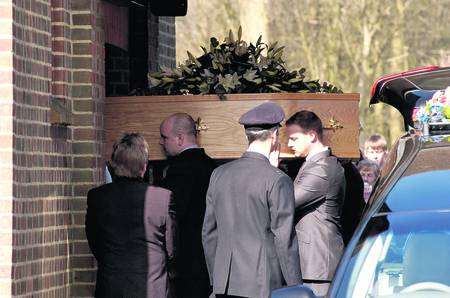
[340,160,366,245]
[86,177,176,298]
[160,148,216,285]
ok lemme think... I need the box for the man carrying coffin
[202,102,301,298]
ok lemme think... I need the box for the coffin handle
[195,117,209,132]
[323,116,344,131]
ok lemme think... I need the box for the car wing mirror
[271,285,318,298]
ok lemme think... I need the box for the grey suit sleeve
[202,171,218,284]
[294,166,328,209]
[269,175,302,285]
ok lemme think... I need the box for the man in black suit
[159,113,216,298]
[286,111,346,296]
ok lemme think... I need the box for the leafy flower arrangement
[146,27,342,95]
[413,86,450,125]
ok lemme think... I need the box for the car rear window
[383,169,450,212]
[407,68,450,90]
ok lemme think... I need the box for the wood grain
[105,93,360,160]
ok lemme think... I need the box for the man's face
[360,169,377,184]
[364,147,387,166]
[159,120,179,157]
[287,124,312,158]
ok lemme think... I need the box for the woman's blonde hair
[110,133,149,178]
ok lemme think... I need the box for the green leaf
[268,85,281,92]
[268,41,278,52]
[200,46,208,54]
[228,29,235,44]
[288,77,303,83]
[217,73,241,92]
[243,70,258,82]
[162,77,175,83]
[256,35,262,46]
[202,69,214,77]
[199,82,209,94]
[148,77,161,87]
[180,65,192,75]
[210,37,219,48]
[173,68,182,77]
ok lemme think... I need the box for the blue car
[273,66,450,297]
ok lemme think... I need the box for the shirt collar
[306,146,329,161]
[180,144,199,154]
[246,148,270,160]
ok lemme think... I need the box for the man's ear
[308,131,317,143]
[271,129,279,145]
[176,134,184,146]
[140,162,147,178]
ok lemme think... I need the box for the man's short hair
[170,113,198,137]
[245,126,278,144]
[111,133,148,178]
[364,134,387,151]
[286,110,323,141]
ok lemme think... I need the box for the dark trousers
[175,277,211,298]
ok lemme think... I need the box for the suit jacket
[294,150,345,281]
[202,152,301,298]
[160,148,216,280]
[340,160,365,245]
[86,177,176,298]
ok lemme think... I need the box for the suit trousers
[175,277,211,298]
[303,280,331,297]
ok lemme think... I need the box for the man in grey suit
[202,102,301,298]
[286,111,346,297]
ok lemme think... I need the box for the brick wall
[0,0,175,296]
[2,0,104,296]
[157,17,176,69]
[105,44,129,96]
[11,0,71,296]
[69,0,105,296]
[0,1,14,295]
[148,13,176,72]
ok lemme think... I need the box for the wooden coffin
[104,93,360,160]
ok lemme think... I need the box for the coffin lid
[370,66,450,127]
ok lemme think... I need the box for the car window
[337,212,450,298]
[383,169,450,212]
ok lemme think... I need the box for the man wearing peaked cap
[202,102,302,298]
[238,101,286,130]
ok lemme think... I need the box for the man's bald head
[159,113,198,156]
[167,113,197,137]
